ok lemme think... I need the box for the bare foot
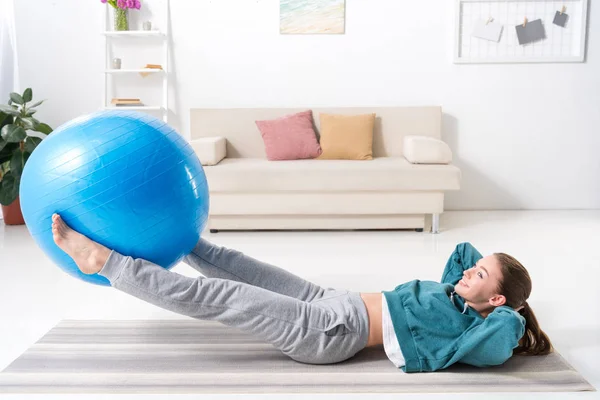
[51,213,112,275]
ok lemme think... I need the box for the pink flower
[106,0,140,10]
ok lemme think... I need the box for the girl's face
[455,255,506,310]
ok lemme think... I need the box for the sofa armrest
[190,137,227,166]
[403,135,452,164]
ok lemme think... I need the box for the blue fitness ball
[19,110,210,286]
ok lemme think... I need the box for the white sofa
[189,107,461,233]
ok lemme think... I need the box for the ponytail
[513,301,554,356]
[494,253,554,357]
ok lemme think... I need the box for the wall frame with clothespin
[455,0,589,64]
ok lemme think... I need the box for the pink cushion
[255,110,322,161]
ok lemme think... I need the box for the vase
[114,8,129,31]
[1,195,25,225]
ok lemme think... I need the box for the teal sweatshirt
[382,242,526,373]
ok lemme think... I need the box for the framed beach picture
[280,0,346,34]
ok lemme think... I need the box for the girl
[50,213,553,373]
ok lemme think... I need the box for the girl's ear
[489,294,506,307]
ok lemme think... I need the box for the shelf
[102,1,169,123]
[104,69,165,74]
[103,31,165,37]
[104,106,164,111]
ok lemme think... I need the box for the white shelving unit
[102,0,169,122]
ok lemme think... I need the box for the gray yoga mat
[0,319,595,394]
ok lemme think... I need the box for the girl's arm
[455,306,526,367]
[440,242,484,285]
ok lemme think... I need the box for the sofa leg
[431,214,440,234]
[415,228,424,232]
[210,229,219,234]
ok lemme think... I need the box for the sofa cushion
[403,135,452,164]
[203,157,461,192]
[255,110,322,161]
[189,137,227,166]
[317,113,376,160]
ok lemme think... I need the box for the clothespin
[486,16,493,25]
[560,5,566,14]
[523,17,528,27]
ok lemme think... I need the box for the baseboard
[208,214,426,231]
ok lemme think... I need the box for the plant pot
[114,8,129,31]
[1,195,25,225]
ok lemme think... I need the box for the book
[140,64,163,78]
[111,98,143,106]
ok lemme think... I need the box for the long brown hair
[493,253,554,356]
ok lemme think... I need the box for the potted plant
[0,88,53,225]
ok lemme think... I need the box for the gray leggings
[97,238,370,364]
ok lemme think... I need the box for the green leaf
[1,124,27,142]
[0,138,6,153]
[0,112,10,128]
[0,173,18,206]
[0,142,19,164]
[20,117,36,130]
[28,100,44,108]
[33,122,53,135]
[0,104,20,117]
[9,149,30,179]
[25,136,42,153]
[9,92,24,105]
[26,109,38,116]
[22,88,33,103]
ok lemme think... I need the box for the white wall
[0,0,19,99]
[13,0,600,210]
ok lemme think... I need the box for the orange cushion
[317,113,376,160]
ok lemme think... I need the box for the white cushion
[203,157,461,192]
[189,137,226,166]
[403,136,452,164]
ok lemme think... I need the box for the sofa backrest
[190,107,441,158]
